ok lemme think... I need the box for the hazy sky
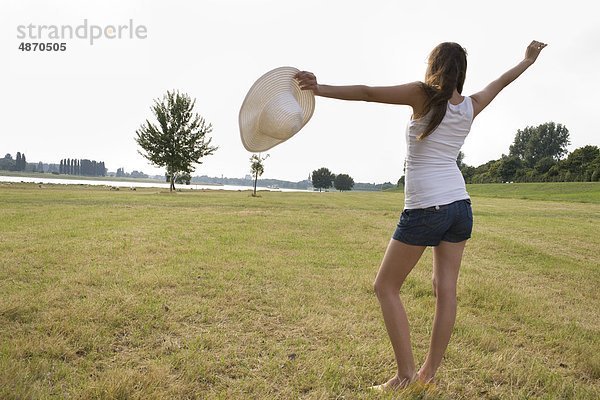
[1,0,598,183]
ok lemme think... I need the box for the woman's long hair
[418,42,467,140]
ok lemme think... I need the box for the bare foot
[369,374,415,391]
[416,368,435,384]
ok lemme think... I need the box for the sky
[1,0,598,183]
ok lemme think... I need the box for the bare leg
[417,240,466,383]
[372,239,426,388]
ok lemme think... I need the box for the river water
[0,175,309,192]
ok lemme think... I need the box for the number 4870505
[18,42,67,51]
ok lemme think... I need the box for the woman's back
[404,97,473,209]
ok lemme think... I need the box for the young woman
[296,40,547,390]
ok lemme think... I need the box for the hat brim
[239,66,315,152]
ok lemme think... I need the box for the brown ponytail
[417,43,467,140]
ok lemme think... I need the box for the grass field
[1,182,599,399]
[465,182,600,204]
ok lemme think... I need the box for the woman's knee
[373,278,401,299]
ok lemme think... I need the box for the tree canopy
[334,173,354,191]
[509,122,570,167]
[135,90,217,191]
[14,152,27,171]
[311,167,334,192]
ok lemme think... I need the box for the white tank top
[403,96,473,209]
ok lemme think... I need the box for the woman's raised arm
[470,40,548,119]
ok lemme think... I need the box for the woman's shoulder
[408,81,430,118]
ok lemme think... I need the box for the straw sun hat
[239,66,315,152]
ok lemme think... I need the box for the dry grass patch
[0,184,598,399]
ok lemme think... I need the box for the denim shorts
[392,199,473,246]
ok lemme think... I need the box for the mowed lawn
[0,183,598,399]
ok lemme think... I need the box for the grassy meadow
[0,182,599,399]
[464,182,600,204]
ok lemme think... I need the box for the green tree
[469,160,497,183]
[334,173,354,191]
[591,157,600,182]
[509,122,570,167]
[0,154,15,171]
[311,167,334,192]
[456,151,466,169]
[534,156,556,175]
[457,151,478,183]
[397,175,405,189]
[588,154,600,182]
[562,145,599,181]
[496,155,522,182]
[131,170,148,179]
[176,173,192,185]
[14,152,28,171]
[135,90,217,192]
[250,154,269,197]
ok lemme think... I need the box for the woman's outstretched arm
[295,71,425,108]
[470,40,548,118]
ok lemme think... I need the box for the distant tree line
[457,122,599,183]
[310,167,355,191]
[0,152,27,171]
[188,174,393,191]
[0,151,60,173]
[59,158,106,177]
[192,175,313,190]
[116,168,148,179]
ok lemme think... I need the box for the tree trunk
[253,172,258,196]
[170,175,175,192]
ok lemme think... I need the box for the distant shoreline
[0,170,224,186]
[0,174,311,192]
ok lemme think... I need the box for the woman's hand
[295,71,320,95]
[524,40,547,64]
